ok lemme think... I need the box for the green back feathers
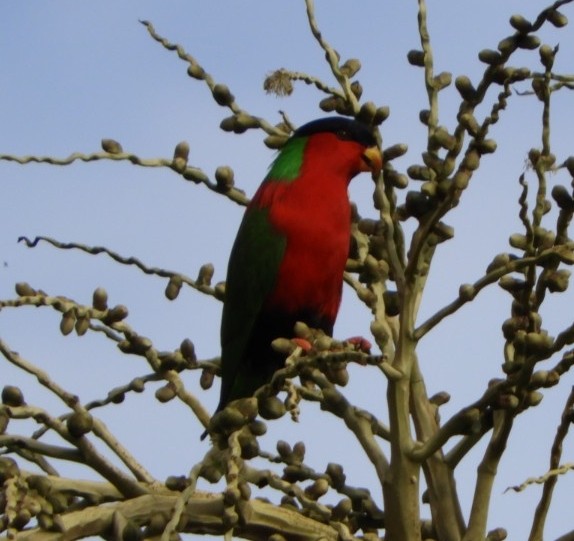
[265,136,308,182]
[220,207,286,401]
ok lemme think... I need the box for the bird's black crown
[294,117,377,148]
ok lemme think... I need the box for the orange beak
[360,145,383,179]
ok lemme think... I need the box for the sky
[1,1,574,539]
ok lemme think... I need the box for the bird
[204,116,382,438]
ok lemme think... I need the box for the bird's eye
[336,129,351,141]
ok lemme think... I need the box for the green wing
[219,206,286,407]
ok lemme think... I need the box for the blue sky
[2,1,574,539]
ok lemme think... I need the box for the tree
[2,1,574,539]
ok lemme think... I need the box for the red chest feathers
[256,175,351,321]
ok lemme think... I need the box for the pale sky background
[1,1,574,539]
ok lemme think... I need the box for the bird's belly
[265,230,347,322]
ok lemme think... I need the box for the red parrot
[205,117,382,435]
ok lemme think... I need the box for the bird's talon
[291,337,313,352]
[345,336,372,353]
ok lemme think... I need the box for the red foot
[291,337,313,352]
[345,336,372,353]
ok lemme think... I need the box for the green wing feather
[219,206,286,406]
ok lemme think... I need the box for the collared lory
[205,116,382,436]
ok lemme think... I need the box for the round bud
[305,478,329,500]
[60,310,76,336]
[340,58,361,78]
[545,270,570,293]
[509,233,528,250]
[546,10,568,28]
[180,338,196,363]
[509,14,532,32]
[539,44,555,70]
[197,263,214,287]
[527,391,544,407]
[407,165,431,181]
[172,141,190,172]
[104,305,129,324]
[75,315,90,336]
[264,135,289,149]
[238,431,259,459]
[258,396,286,420]
[276,440,292,458]
[101,139,123,154]
[486,253,511,273]
[67,411,93,437]
[478,49,503,65]
[350,81,363,99]
[383,290,400,317]
[517,34,541,50]
[215,166,234,191]
[331,497,352,521]
[2,385,25,407]
[383,143,408,162]
[248,419,267,436]
[326,463,346,489]
[459,284,476,302]
[187,64,205,79]
[92,287,108,311]
[373,106,390,124]
[433,71,452,90]
[294,321,311,339]
[357,101,377,124]
[455,75,477,102]
[319,96,337,113]
[407,50,425,67]
[212,84,235,106]
[551,185,574,210]
[15,282,36,297]
[200,369,214,390]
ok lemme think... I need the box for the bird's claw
[344,336,372,354]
